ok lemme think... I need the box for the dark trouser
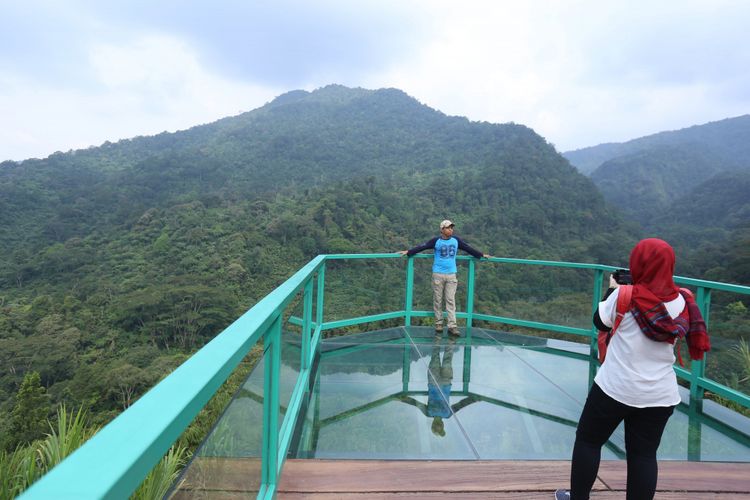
[570,383,675,500]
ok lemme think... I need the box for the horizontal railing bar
[324,253,750,294]
[21,255,326,500]
[674,365,690,380]
[287,316,318,329]
[484,256,617,270]
[320,338,407,359]
[400,310,599,337]
[697,376,750,409]
[472,313,590,336]
[324,253,405,260]
[674,276,750,295]
[321,311,406,330]
[406,311,477,320]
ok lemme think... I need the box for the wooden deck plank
[597,460,750,493]
[170,458,750,499]
[280,494,750,500]
[278,460,604,493]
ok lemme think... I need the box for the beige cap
[440,219,455,229]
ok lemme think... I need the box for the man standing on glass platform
[399,220,488,337]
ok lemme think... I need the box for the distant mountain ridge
[560,114,750,227]
[563,114,750,175]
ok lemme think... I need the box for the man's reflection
[427,333,456,436]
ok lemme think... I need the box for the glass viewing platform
[20,254,750,499]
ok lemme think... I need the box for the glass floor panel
[195,325,750,462]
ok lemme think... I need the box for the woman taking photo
[556,238,710,500]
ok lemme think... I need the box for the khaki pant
[432,272,458,329]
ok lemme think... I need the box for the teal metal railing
[21,254,750,499]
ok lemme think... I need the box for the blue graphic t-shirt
[406,235,484,274]
[433,237,458,274]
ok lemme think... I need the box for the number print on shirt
[439,244,456,257]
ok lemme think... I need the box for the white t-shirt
[594,287,685,408]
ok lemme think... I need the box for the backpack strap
[612,285,633,333]
[599,285,633,363]
[609,284,633,343]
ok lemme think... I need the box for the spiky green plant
[0,445,42,500]
[0,405,96,499]
[131,445,188,500]
[731,338,750,385]
[37,405,99,471]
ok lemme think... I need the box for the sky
[2,0,750,162]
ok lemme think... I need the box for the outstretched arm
[455,236,486,259]
[399,237,439,256]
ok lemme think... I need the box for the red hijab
[627,238,710,360]
[629,238,680,311]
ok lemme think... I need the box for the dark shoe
[448,327,460,337]
[553,489,570,500]
[435,325,443,334]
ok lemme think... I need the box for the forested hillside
[589,144,726,222]
[563,114,750,175]
[655,170,750,284]
[0,84,644,453]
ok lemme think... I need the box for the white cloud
[1,35,280,161]
[2,0,749,160]
[363,0,750,151]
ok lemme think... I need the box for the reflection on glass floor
[197,326,750,463]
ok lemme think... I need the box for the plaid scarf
[630,289,710,361]
[631,302,686,344]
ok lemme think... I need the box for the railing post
[689,286,711,413]
[402,342,411,392]
[302,279,313,370]
[260,315,282,499]
[466,259,476,339]
[589,269,604,387]
[405,257,414,327]
[316,264,326,339]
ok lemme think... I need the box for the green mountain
[654,170,750,284]
[588,143,727,223]
[563,114,750,175]
[1,84,639,448]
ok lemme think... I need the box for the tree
[106,363,149,410]
[7,372,50,449]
